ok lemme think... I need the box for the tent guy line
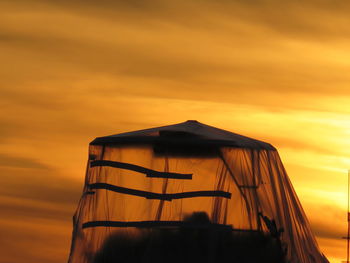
[87,183,232,201]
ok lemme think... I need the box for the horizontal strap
[88,183,231,201]
[90,160,192,180]
[82,220,232,230]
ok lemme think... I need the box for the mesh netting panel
[68,144,328,263]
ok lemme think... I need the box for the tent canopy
[68,121,328,263]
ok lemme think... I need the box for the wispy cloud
[0,0,349,262]
[0,154,50,169]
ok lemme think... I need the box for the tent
[68,120,329,263]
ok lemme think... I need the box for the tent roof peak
[90,121,275,150]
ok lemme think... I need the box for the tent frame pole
[347,169,350,263]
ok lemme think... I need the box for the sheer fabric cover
[68,124,328,263]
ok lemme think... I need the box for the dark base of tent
[94,229,285,263]
[93,216,286,263]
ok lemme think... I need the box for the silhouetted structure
[93,212,285,263]
[68,120,329,263]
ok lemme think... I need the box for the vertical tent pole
[347,169,350,263]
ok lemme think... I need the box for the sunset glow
[1,1,349,262]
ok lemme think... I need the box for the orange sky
[1,0,350,262]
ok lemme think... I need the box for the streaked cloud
[0,0,349,262]
[0,154,50,169]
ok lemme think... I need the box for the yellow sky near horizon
[1,1,350,262]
